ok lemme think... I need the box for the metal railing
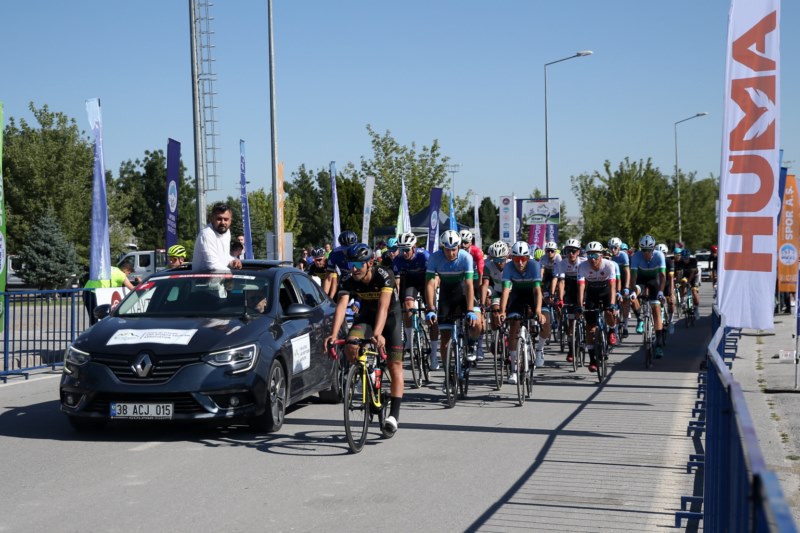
[0,288,92,382]
[677,306,797,531]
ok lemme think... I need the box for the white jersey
[540,253,562,272]
[577,259,617,290]
[556,257,586,280]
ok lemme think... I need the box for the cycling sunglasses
[348,261,367,270]
[587,253,601,260]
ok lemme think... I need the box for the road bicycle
[488,309,508,391]
[505,311,539,406]
[565,305,587,373]
[639,296,659,369]
[404,301,431,388]
[583,307,611,383]
[680,279,696,327]
[331,339,394,453]
[443,315,473,408]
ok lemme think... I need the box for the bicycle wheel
[644,315,653,369]
[460,355,469,399]
[686,298,695,327]
[559,314,567,353]
[493,329,504,391]
[526,331,535,398]
[409,330,422,388]
[516,330,526,406]
[344,364,369,453]
[569,319,579,372]
[594,326,606,383]
[420,327,431,384]
[444,340,458,408]
[577,319,587,368]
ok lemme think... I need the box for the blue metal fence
[0,288,91,382]
[676,307,798,531]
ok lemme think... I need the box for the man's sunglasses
[349,261,367,270]
[565,248,579,254]
[512,256,528,262]
[587,253,601,260]
[546,249,556,254]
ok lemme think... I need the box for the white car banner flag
[718,0,780,330]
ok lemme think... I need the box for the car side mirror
[284,303,313,319]
[93,304,112,321]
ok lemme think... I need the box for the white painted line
[0,374,61,387]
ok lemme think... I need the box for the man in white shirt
[192,202,243,271]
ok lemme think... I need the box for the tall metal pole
[674,112,708,244]
[189,0,206,231]
[544,51,593,201]
[268,0,283,260]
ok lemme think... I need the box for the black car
[60,261,341,432]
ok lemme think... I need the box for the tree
[2,103,94,259]
[224,188,301,258]
[478,196,498,243]
[17,210,81,290]
[284,164,326,249]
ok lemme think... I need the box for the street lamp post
[674,112,709,243]
[544,50,592,201]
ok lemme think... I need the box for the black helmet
[338,231,358,247]
[347,243,374,262]
[312,247,326,258]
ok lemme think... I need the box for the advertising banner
[527,224,547,249]
[396,177,410,235]
[239,140,253,259]
[498,196,515,245]
[361,175,375,244]
[473,194,482,249]
[0,103,5,331]
[85,98,111,282]
[330,161,340,244]
[427,188,443,253]
[777,173,797,292]
[449,192,457,231]
[165,139,180,250]
[718,0,780,329]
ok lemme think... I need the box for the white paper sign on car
[107,329,198,346]
[291,333,311,373]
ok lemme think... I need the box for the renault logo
[131,353,154,378]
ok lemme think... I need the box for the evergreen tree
[17,210,81,289]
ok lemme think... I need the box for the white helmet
[459,229,473,244]
[564,238,581,250]
[608,237,622,248]
[544,241,558,251]
[510,241,530,257]
[656,243,668,254]
[440,229,461,249]
[639,234,656,250]
[488,241,509,258]
[398,231,417,249]
[586,241,604,253]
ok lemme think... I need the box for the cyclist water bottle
[374,368,382,390]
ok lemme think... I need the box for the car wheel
[251,360,287,432]
[67,416,107,432]
[318,358,342,404]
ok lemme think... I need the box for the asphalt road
[0,290,715,533]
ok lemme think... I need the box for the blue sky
[3,1,797,219]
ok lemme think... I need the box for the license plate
[110,402,173,419]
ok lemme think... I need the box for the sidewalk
[731,308,800,525]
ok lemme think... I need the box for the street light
[674,112,709,243]
[544,50,593,201]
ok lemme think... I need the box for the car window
[696,254,710,261]
[278,277,301,314]
[139,254,151,268]
[292,273,324,308]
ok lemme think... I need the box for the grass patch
[782,433,790,444]
[787,455,800,461]
[771,413,781,422]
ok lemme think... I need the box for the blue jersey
[631,251,666,281]
[426,249,474,288]
[393,249,429,275]
[326,245,349,277]
[501,260,542,293]
[610,251,629,270]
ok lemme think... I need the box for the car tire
[67,416,107,432]
[250,359,287,433]
[318,358,342,404]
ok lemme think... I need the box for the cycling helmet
[620,243,629,251]
[564,238,581,250]
[386,237,398,250]
[710,245,718,253]
[312,247,326,258]
[533,248,545,261]
[681,248,691,258]
[608,237,622,248]
[510,241,530,257]
[639,234,656,250]
[347,243,374,262]
[488,241,509,258]
[656,243,668,254]
[397,231,417,249]
[440,229,461,249]
[544,241,558,251]
[167,244,186,258]
[459,229,473,244]
[338,230,358,247]
[586,241,604,253]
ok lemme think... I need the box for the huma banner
[427,188,443,253]
[777,174,797,292]
[330,161,340,243]
[165,138,180,249]
[86,98,111,282]
[361,175,375,244]
[239,140,253,259]
[498,196,516,245]
[717,0,781,330]
[0,102,5,331]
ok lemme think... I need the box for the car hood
[73,316,274,355]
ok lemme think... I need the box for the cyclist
[307,247,330,286]
[556,238,586,363]
[657,243,677,334]
[324,230,359,298]
[425,229,481,378]
[541,241,562,298]
[392,232,437,360]
[324,243,404,435]
[709,244,718,288]
[630,235,667,358]
[167,244,187,268]
[576,241,617,372]
[482,241,509,334]
[460,229,486,359]
[498,241,548,384]
[381,237,400,269]
[608,237,632,338]
[676,248,700,318]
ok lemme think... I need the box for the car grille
[85,392,206,414]
[92,353,203,384]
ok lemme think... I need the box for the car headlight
[203,344,258,374]
[63,345,91,375]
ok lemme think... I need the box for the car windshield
[696,253,710,261]
[115,273,271,317]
